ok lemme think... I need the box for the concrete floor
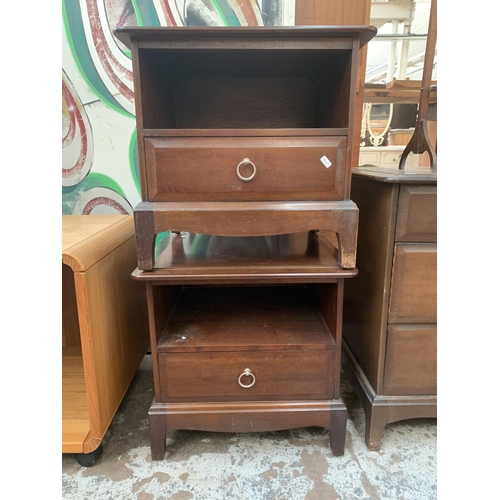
[62,355,437,499]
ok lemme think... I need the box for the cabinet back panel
[175,77,314,129]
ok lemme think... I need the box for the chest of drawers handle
[236,158,257,182]
[238,368,256,388]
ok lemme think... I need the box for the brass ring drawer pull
[238,368,256,388]
[236,158,257,182]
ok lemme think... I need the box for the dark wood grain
[383,324,437,395]
[158,350,335,402]
[146,283,182,402]
[144,136,346,202]
[343,178,398,392]
[126,26,366,459]
[342,340,436,451]
[352,166,437,184]
[133,200,359,271]
[308,281,343,399]
[174,77,315,129]
[125,26,371,270]
[132,44,354,131]
[142,128,349,137]
[388,243,437,323]
[148,398,347,459]
[156,285,335,352]
[138,242,351,457]
[155,285,336,402]
[132,232,357,284]
[114,26,377,50]
[342,172,437,450]
[130,41,148,200]
[395,185,437,241]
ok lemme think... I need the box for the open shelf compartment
[138,49,352,130]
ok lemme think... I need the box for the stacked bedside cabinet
[342,166,437,450]
[114,26,376,459]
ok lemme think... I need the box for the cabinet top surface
[114,25,377,49]
[352,166,437,184]
[62,215,134,272]
[132,231,357,284]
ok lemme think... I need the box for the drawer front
[395,185,437,242]
[158,350,335,402]
[144,136,346,202]
[383,324,437,396]
[380,151,402,167]
[388,243,437,323]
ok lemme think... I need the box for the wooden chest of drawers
[342,166,437,450]
[114,26,376,271]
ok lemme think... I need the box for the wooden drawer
[158,349,335,402]
[395,185,437,242]
[382,324,437,396]
[144,136,346,202]
[388,243,437,323]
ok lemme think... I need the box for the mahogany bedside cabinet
[113,26,377,271]
[132,231,357,459]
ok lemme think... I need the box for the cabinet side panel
[75,237,149,438]
[130,41,147,201]
[308,282,341,398]
[147,284,183,402]
[343,178,398,392]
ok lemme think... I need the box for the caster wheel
[74,445,103,467]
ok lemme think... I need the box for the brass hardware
[238,368,256,388]
[236,158,257,181]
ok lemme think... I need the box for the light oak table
[62,215,149,466]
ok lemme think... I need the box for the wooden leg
[134,205,156,271]
[337,229,356,269]
[364,404,388,451]
[329,407,347,456]
[148,410,167,460]
[336,210,358,269]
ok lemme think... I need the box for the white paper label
[320,156,332,168]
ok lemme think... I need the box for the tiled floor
[62,355,437,499]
